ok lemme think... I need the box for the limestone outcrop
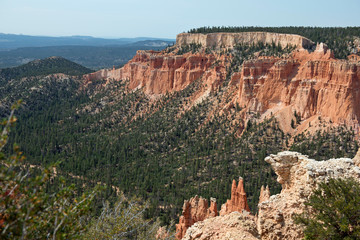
[257,151,360,240]
[219,177,250,215]
[353,148,360,167]
[182,211,258,240]
[175,196,218,239]
[176,32,314,49]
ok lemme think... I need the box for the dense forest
[188,26,360,59]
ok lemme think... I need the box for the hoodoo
[175,178,251,239]
[177,151,360,240]
[175,196,218,239]
[219,177,250,215]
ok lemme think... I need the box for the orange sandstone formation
[219,177,250,215]
[235,43,360,135]
[84,32,360,138]
[85,50,227,95]
[178,152,360,240]
[175,196,217,239]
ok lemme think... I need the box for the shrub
[83,194,175,240]
[294,178,360,240]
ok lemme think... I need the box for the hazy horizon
[0,32,175,40]
[1,0,359,39]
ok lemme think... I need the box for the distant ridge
[0,33,175,50]
[0,56,93,79]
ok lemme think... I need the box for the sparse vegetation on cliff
[228,42,295,72]
[176,43,202,55]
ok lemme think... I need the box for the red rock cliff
[235,44,360,135]
[85,50,227,95]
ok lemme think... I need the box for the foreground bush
[294,178,360,240]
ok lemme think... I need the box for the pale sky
[0,0,359,39]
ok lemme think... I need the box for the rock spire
[219,177,250,215]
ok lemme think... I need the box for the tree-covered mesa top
[187,26,360,59]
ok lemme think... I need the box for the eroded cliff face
[176,32,314,49]
[84,33,360,138]
[235,43,360,135]
[85,50,227,95]
[175,177,251,239]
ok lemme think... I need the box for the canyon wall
[84,34,360,137]
[235,44,360,135]
[176,32,315,49]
